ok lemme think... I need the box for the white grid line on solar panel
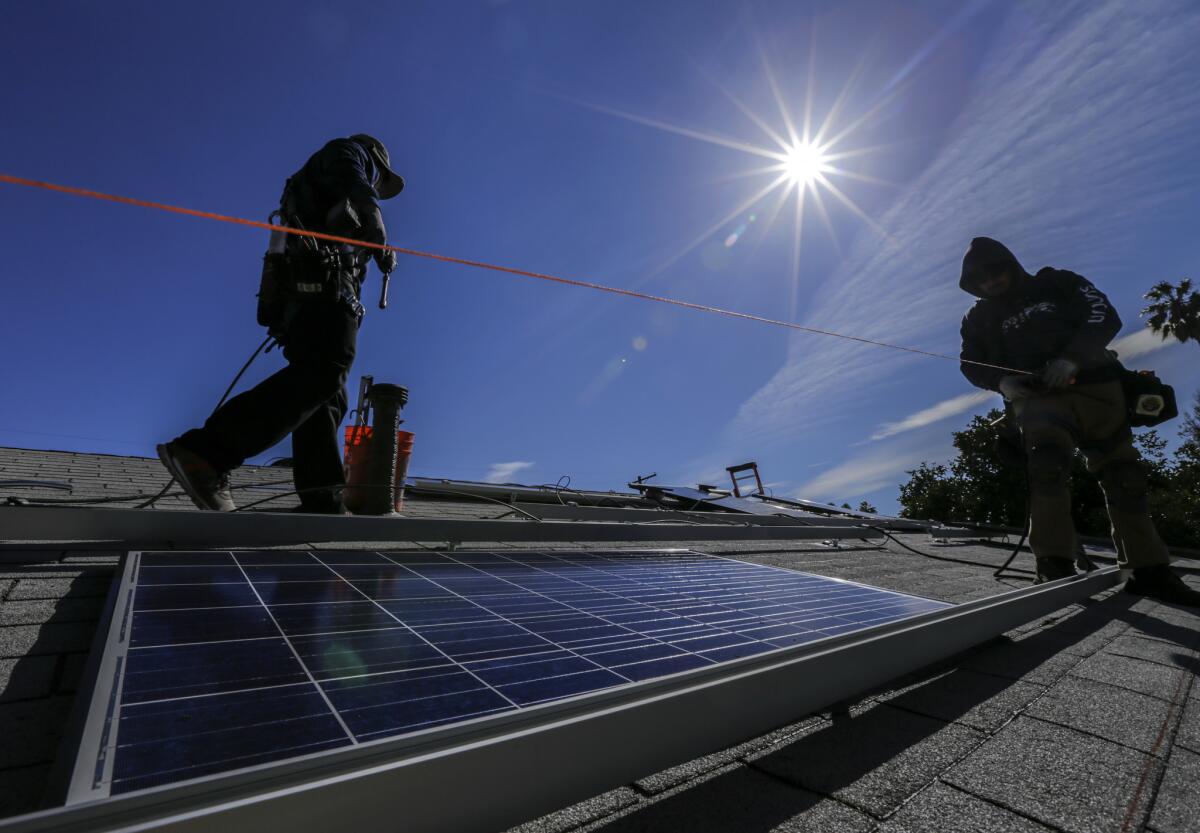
[428,550,832,667]
[116,686,340,750]
[124,578,872,615]
[498,551,901,630]
[123,639,637,710]
[106,734,351,791]
[316,564,916,657]
[123,554,828,701]
[532,553,933,607]
[318,661,622,714]
[424,550,742,670]
[549,568,931,638]
[356,551,641,685]
[123,626,414,651]
[303,552,525,710]
[223,553,358,743]
[122,586,919,653]
[353,703,514,741]
[105,550,952,790]
[121,552,943,708]
[121,649,471,707]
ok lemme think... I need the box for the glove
[375,249,397,274]
[1041,358,1078,389]
[998,375,1037,401]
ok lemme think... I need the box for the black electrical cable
[226,481,490,516]
[13,479,295,507]
[867,525,1036,577]
[993,514,1032,578]
[7,332,282,509]
[138,335,275,509]
[991,457,1034,578]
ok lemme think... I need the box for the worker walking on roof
[158,135,405,514]
[958,237,1199,605]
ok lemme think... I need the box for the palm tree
[1141,278,1200,344]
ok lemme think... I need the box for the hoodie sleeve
[960,306,1005,392]
[319,141,387,245]
[1050,270,1122,364]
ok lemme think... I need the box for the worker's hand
[998,375,1037,401]
[1041,358,1078,389]
[375,249,397,274]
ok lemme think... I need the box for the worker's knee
[294,362,350,402]
[1026,441,1072,494]
[1100,460,1149,514]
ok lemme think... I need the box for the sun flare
[782,142,830,186]
[578,37,891,318]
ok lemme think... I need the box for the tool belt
[1120,368,1178,427]
[257,249,365,342]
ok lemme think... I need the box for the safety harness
[256,179,366,343]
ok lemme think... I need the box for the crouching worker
[158,135,404,513]
[958,236,1198,605]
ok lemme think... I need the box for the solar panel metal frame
[0,504,884,548]
[67,547,942,802]
[9,554,1119,833]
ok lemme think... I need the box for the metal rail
[0,565,1120,833]
[0,504,883,548]
[506,501,866,527]
[407,477,652,507]
[751,493,931,530]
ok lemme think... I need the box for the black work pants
[176,298,359,511]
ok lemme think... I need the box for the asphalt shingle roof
[1,446,1197,832]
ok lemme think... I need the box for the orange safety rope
[0,172,1028,377]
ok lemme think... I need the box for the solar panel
[74,549,949,799]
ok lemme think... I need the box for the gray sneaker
[156,442,236,512]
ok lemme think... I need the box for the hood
[349,134,405,200]
[959,237,1030,298]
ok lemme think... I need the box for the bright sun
[583,44,889,319]
[783,142,829,186]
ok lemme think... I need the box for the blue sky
[2,0,1197,512]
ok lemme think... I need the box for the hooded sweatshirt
[281,138,387,247]
[958,237,1122,392]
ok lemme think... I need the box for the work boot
[1034,556,1076,584]
[1125,564,1200,607]
[156,442,236,512]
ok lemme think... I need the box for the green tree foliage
[1141,278,1200,344]
[857,500,878,514]
[896,400,1200,548]
[1152,392,1200,545]
[897,409,1027,526]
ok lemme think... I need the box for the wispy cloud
[484,461,534,484]
[798,437,950,502]
[1110,327,1180,362]
[868,390,996,441]
[726,0,1200,451]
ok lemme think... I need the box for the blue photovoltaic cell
[101,549,949,795]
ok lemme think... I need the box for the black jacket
[282,138,387,247]
[958,241,1122,392]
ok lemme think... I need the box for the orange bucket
[343,426,414,512]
